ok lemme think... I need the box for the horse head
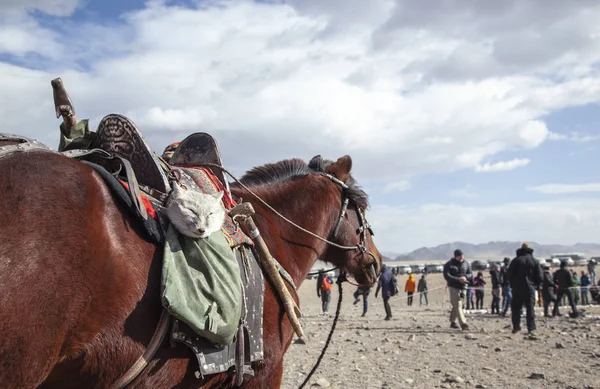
[308,155,382,286]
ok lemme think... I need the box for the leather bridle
[316,172,380,279]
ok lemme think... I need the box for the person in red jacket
[318,273,334,314]
[405,273,416,306]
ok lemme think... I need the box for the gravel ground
[281,271,600,389]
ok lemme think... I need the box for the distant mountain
[392,241,600,262]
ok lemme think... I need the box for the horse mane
[236,155,369,209]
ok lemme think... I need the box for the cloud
[450,185,479,199]
[1,0,600,185]
[548,131,600,142]
[0,0,80,17]
[0,0,79,61]
[527,183,600,194]
[369,198,600,252]
[475,158,530,172]
[383,180,411,193]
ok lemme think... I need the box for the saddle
[85,117,263,381]
[90,114,170,195]
[47,78,264,384]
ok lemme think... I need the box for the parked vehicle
[471,260,490,271]
[411,264,425,273]
[425,264,443,273]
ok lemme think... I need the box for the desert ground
[281,268,600,389]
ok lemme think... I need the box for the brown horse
[0,148,381,388]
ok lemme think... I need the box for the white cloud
[369,199,600,252]
[450,185,479,199]
[527,183,600,194]
[3,1,600,182]
[475,158,530,172]
[548,131,600,142]
[383,180,411,193]
[0,0,79,17]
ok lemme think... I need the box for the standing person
[375,265,398,321]
[443,249,472,330]
[316,271,325,298]
[507,243,543,335]
[465,276,475,310]
[541,265,557,317]
[588,259,597,286]
[501,257,513,317]
[405,273,416,306]
[490,264,502,314]
[353,284,372,317]
[572,271,581,306]
[474,272,486,310]
[317,273,334,314]
[552,260,578,317]
[580,271,591,306]
[418,274,429,306]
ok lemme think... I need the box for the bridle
[316,171,379,280]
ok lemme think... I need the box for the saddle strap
[109,309,170,389]
[64,149,149,221]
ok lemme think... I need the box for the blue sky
[2,0,600,254]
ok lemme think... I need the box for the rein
[198,163,373,254]
[306,267,339,277]
[298,273,346,389]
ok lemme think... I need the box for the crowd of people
[314,246,599,336]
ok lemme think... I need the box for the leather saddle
[169,132,229,191]
[90,115,229,200]
[91,114,170,194]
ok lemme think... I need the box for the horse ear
[324,155,352,182]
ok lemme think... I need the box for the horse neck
[235,181,336,287]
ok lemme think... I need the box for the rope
[109,309,170,389]
[298,275,345,389]
[197,163,361,252]
[307,267,339,277]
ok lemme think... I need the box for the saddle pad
[177,167,253,248]
[162,224,242,346]
[81,161,163,243]
[119,181,157,220]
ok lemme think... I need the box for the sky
[2,0,600,255]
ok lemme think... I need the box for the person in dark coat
[507,243,542,334]
[541,265,556,317]
[500,257,512,316]
[353,284,372,317]
[418,274,428,306]
[580,271,591,306]
[553,260,578,317]
[489,264,502,314]
[375,265,397,320]
[474,272,486,310]
[443,249,472,330]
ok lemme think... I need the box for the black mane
[237,156,369,209]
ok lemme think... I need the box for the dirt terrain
[281,270,600,389]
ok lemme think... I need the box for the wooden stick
[230,203,304,338]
